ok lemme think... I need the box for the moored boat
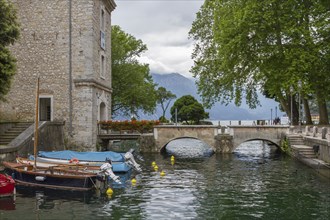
[3,161,97,191]
[3,160,123,191]
[16,156,131,173]
[0,174,15,197]
[35,149,142,172]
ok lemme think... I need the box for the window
[39,96,53,121]
[100,30,105,50]
[101,8,105,31]
[100,53,106,78]
[100,7,106,50]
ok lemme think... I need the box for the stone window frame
[39,95,54,121]
[100,5,105,31]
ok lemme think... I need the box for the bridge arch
[232,138,280,152]
[159,136,201,153]
[154,125,219,152]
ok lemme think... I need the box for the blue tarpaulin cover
[38,150,126,162]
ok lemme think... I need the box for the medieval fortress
[0,0,116,150]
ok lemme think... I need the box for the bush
[98,120,160,133]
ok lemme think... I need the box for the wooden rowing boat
[3,161,97,191]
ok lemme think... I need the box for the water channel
[1,140,330,219]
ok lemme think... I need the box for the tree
[111,25,157,118]
[189,0,330,125]
[156,86,176,121]
[170,95,209,124]
[0,0,20,101]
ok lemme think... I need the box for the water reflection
[165,138,214,158]
[0,196,15,211]
[1,140,330,219]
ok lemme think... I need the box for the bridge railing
[292,125,330,140]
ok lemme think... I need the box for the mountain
[151,73,284,121]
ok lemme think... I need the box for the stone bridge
[227,125,289,151]
[154,125,219,152]
[152,125,290,153]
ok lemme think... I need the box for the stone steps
[287,135,317,159]
[287,135,305,145]
[0,122,32,145]
[291,145,317,159]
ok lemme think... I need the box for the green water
[1,141,329,219]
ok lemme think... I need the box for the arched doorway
[99,102,107,121]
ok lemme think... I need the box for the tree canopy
[170,95,209,124]
[111,25,157,118]
[0,0,20,101]
[189,0,330,124]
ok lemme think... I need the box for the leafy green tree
[156,86,176,121]
[111,25,157,118]
[189,0,330,125]
[170,95,209,124]
[0,0,20,101]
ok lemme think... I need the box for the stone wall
[0,122,65,163]
[139,134,157,153]
[215,134,233,153]
[303,136,330,163]
[1,0,116,150]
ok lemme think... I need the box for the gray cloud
[112,0,204,77]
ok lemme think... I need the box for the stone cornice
[74,79,112,93]
[104,0,117,12]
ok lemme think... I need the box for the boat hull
[0,174,15,197]
[3,162,97,191]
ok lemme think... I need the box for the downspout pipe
[68,0,73,136]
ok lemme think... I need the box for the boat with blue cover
[18,156,131,173]
[34,149,142,173]
[37,150,126,163]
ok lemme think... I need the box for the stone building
[0,0,116,150]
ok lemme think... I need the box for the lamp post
[271,108,273,125]
[298,80,302,133]
[290,86,293,126]
[275,106,277,118]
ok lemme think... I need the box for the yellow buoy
[160,171,165,177]
[106,187,113,196]
[152,161,156,167]
[154,165,158,171]
[131,178,137,185]
[171,155,175,165]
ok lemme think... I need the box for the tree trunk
[287,94,299,125]
[318,97,329,125]
[303,98,312,125]
[278,94,289,116]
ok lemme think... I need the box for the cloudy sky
[112,0,204,78]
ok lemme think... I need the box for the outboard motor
[124,149,142,172]
[99,160,122,184]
